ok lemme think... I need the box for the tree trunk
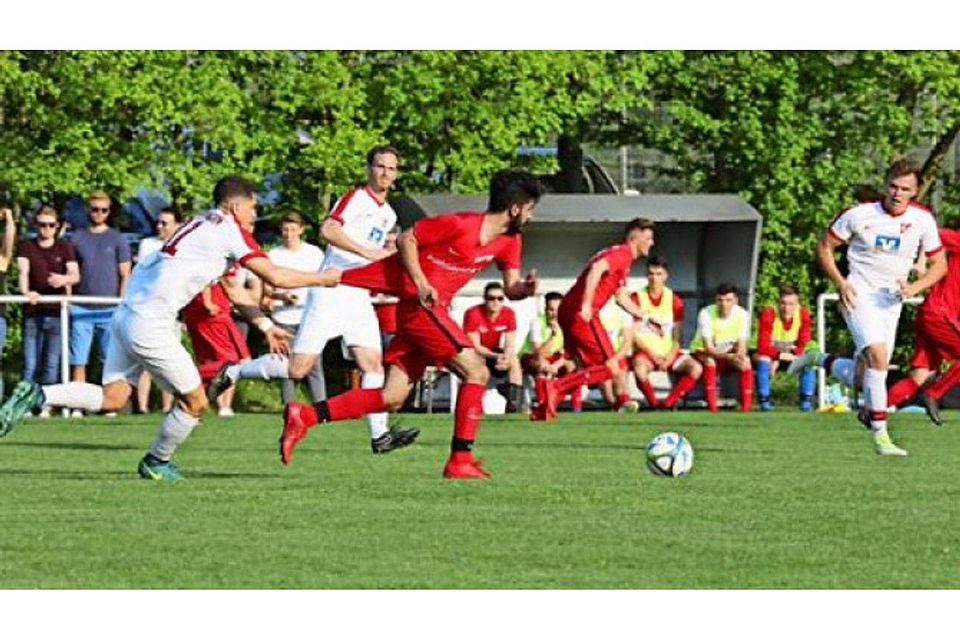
[919,122,960,203]
[556,134,585,193]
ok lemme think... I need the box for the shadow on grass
[0,468,131,479]
[0,441,139,452]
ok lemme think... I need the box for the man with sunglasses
[66,191,132,415]
[16,206,80,398]
[463,281,523,412]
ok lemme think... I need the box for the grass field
[1,408,958,589]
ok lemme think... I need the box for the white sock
[229,355,289,382]
[863,367,888,432]
[148,406,200,461]
[826,357,857,388]
[362,371,389,439]
[41,383,104,413]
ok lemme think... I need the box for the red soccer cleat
[279,402,312,465]
[442,457,491,480]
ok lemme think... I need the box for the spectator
[134,206,183,414]
[623,256,701,410]
[17,206,79,411]
[0,205,15,400]
[691,283,753,412]
[519,291,582,412]
[753,284,814,411]
[463,281,523,412]
[68,191,132,416]
[263,211,326,405]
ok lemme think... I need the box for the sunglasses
[37,222,58,229]
[486,295,505,302]
[90,207,110,213]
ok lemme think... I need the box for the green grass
[1,408,959,589]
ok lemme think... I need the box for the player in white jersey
[0,176,342,480]
[208,145,420,454]
[790,159,946,456]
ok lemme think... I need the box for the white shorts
[102,306,202,395]
[293,284,382,355]
[839,284,902,359]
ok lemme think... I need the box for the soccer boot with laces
[921,392,943,426]
[206,361,237,404]
[442,457,491,480]
[137,454,184,481]
[873,431,908,456]
[371,426,421,454]
[0,380,45,438]
[279,402,313,465]
[787,342,822,376]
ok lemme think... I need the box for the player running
[276,169,543,480]
[788,159,946,455]
[207,146,419,454]
[0,176,341,480]
[530,218,658,421]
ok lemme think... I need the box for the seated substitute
[519,291,582,412]
[623,256,701,410]
[753,284,814,411]
[463,281,523,412]
[690,283,753,412]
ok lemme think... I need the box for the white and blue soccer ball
[645,431,694,478]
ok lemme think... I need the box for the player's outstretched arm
[398,228,437,306]
[243,256,341,290]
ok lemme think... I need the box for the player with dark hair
[463,281,523,412]
[276,169,544,480]
[530,218,658,421]
[753,284,814,411]
[691,283,753,412]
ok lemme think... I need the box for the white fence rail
[0,294,122,386]
[815,292,922,409]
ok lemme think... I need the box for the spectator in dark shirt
[68,191,132,404]
[17,206,80,392]
[0,205,16,400]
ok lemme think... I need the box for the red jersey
[183,282,232,326]
[462,304,517,351]
[921,227,960,318]
[756,306,812,356]
[340,212,522,304]
[561,243,634,316]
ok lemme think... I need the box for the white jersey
[322,186,396,271]
[136,235,164,261]
[829,201,942,291]
[123,209,265,320]
[267,242,325,325]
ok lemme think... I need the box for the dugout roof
[395,193,764,346]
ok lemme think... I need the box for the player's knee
[181,393,208,417]
[382,388,405,412]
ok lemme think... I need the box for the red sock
[662,374,697,409]
[326,388,386,422]
[451,382,485,459]
[739,368,753,412]
[638,378,658,407]
[615,392,631,409]
[887,377,920,408]
[569,385,583,410]
[926,361,960,401]
[704,365,718,412]
[556,365,613,396]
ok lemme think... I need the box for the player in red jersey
[463,281,524,412]
[886,226,960,425]
[753,284,814,411]
[277,169,543,479]
[530,218,658,421]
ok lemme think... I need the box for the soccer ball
[645,431,694,478]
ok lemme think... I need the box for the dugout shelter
[393,193,763,409]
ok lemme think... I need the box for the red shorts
[520,351,563,375]
[187,318,251,381]
[559,311,616,367]
[909,310,960,371]
[384,299,472,381]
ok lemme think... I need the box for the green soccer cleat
[787,342,823,376]
[873,432,908,457]
[137,454,184,481]
[0,380,45,438]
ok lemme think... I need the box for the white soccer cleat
[874,432,908,456]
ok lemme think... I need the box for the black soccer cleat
[921,392,943,427]
[857,407,871,430]
[371,427,421,454]
[206,361,237,404]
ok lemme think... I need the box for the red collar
[365,185,386,206]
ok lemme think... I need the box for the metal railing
[815,292,922,409]
[0,294,122,386]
